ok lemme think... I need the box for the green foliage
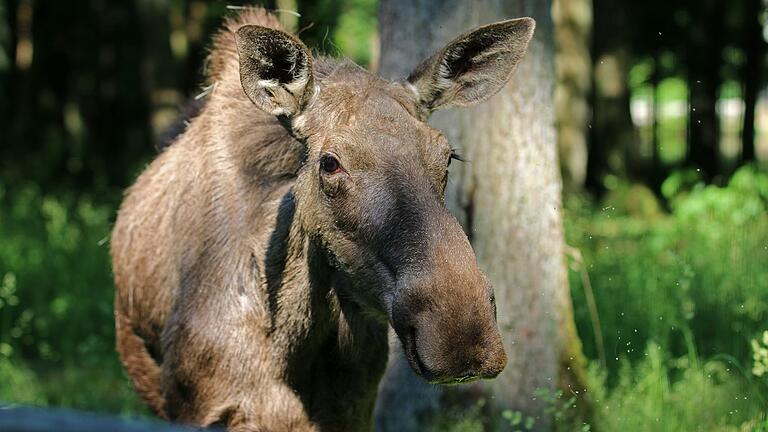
[0,183,115,364]
[752,331,768,378]
[0,354,45,405]
[566,165,768,429]
[587,343,766,431]
[428,399,488,432]
[0,182,143,413]
[295,0,377,66]
[567,166,768,366]
[333,0,378,67]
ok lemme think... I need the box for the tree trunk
[740,0,765,164]
[688,72,721,179]
[376,1,589,430]
[553,0,592,189]
[649,48,667,194]
[686,0,724,181]
[137,0,181,143]
[586,0,635,196]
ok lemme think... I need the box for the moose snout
[392,278,507,384]
[385,199,507,383]
[404,311,507,384]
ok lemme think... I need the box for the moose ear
[407,18,535,112]
[235,25,315,117]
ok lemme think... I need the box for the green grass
[565,165,768,431]
[587,344,767,431]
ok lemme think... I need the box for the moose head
[235,18,535,384]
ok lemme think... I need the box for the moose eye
[320,154,342,174]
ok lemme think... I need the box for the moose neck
[199,47,390,426]
[287,191,390,361]
[270,196,389,430]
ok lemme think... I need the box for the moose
[111,7,534,431]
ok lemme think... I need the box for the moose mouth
[402,327,480,385]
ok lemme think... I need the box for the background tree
[685,0,725,180]
[586,0,638,196]
[375,0,589,430]
[554,0,593,189]
[740,0,766,163]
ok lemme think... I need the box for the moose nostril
[410,328,434,379]
[404,326,427,376]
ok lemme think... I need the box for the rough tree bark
[375,1,589,430]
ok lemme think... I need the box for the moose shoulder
[111,7,534,432]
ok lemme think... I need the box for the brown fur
[112,7,534,431]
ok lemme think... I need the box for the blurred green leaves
[0,182,142,412]
[564,165,768,430]
[333,0,378,67]
[586,342,765,431]
[752,331,768,378]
